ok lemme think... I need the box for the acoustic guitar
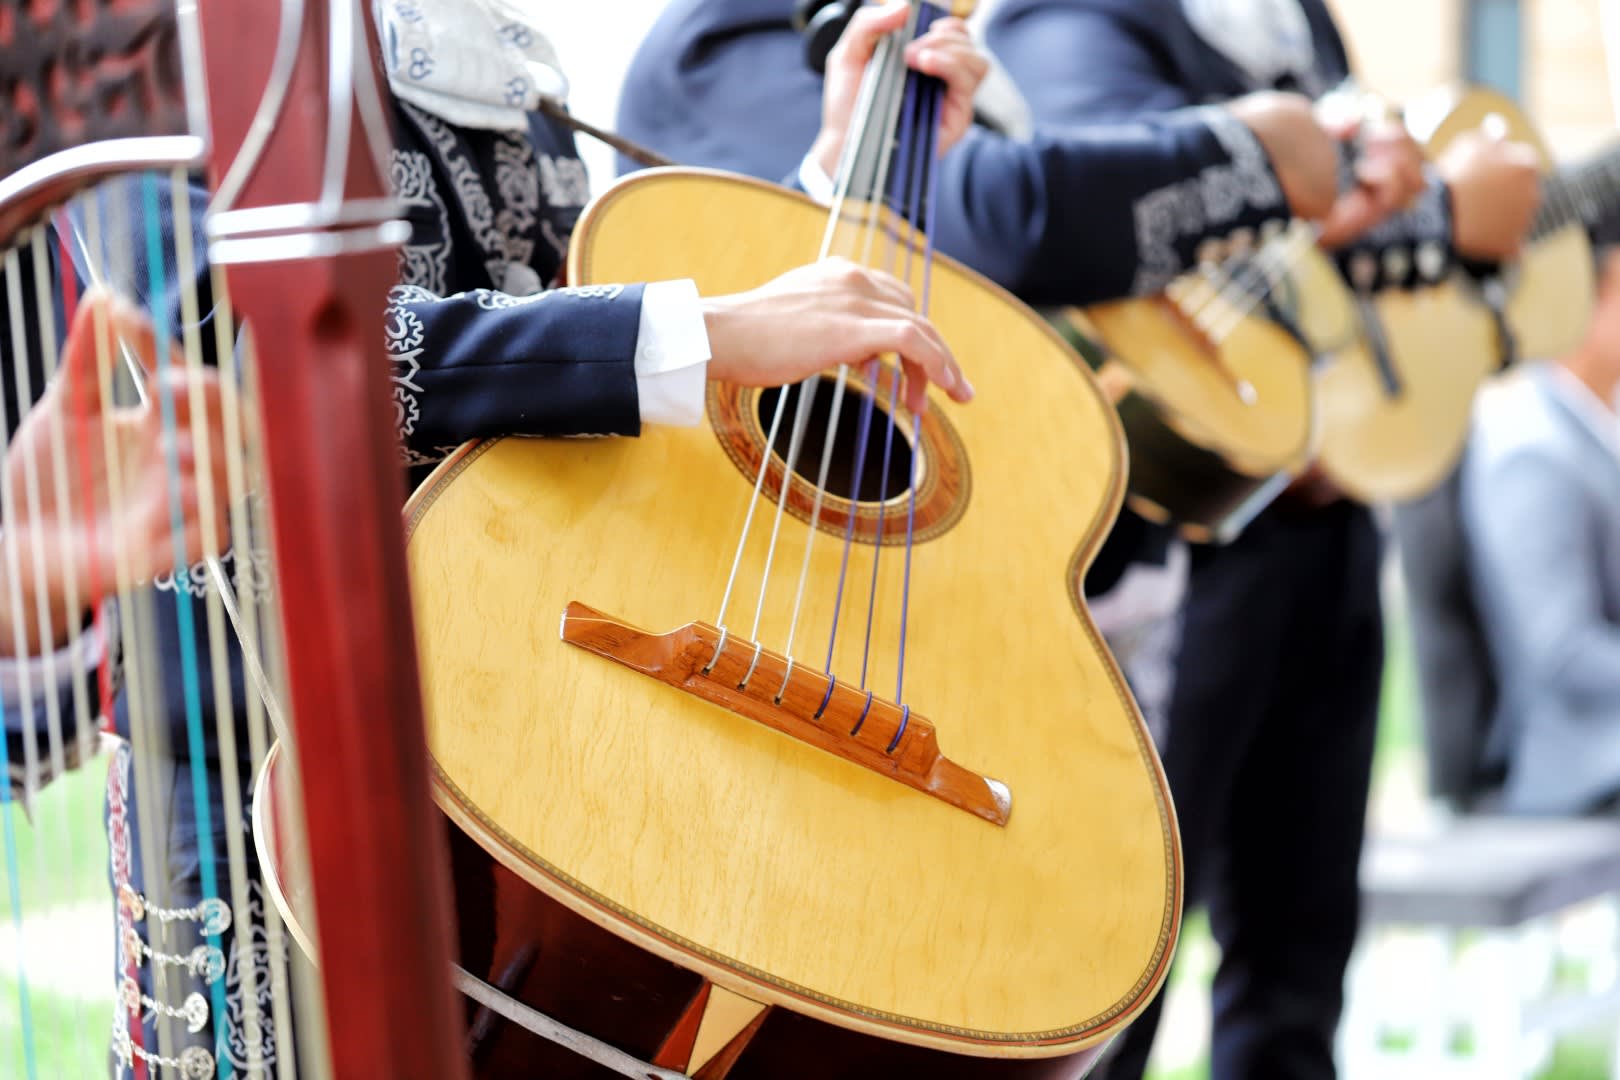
[1062,224,1337,543]
[263,4,1178,1077]
[1314,84,1612,504]
[1418,85,1610,364]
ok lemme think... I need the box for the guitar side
[404,170,1182,1067]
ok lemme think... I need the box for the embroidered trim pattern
[1128,108,1287,296]
[391,148,452,295]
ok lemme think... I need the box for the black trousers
[1098,501,1384,1080]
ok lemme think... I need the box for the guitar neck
[1533,142,1620,242]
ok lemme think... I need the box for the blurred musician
[1461,229,1620,817]
[979,1,1541,1077]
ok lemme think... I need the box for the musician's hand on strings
[3,289,231,649]
[813,1,990,181]
[1439,126,1542,262]
[1316,108,1429,248]
[1226,92,1341,222]
[701,258,973,415]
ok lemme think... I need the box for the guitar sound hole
[757,377,914,503]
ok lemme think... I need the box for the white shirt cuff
[636,279,711,428]
[0,619,104,709]
[797,152,836,207]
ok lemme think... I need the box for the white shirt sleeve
[635,279,711,428]
[797,153,837,207]
[0,620,104,709]
[3,619,108,810]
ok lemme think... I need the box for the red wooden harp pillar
[0,0,468,1074]
[192,1,470,1075]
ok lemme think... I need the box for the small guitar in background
[1316,84,1613,505]
[1052,220,1347,544]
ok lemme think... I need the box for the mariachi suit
[614,0,1307,699]
[984,1,1446,1077]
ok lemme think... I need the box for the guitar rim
[402,168,1184,1058]
[408,440,1178,1059]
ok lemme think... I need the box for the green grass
[0,762,116,1079]
[3,762,113,912]
[0,973,114,1079]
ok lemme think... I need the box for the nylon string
[706,21,904,657]
[0,243,42,1080]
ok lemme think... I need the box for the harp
[0,1,466,1076]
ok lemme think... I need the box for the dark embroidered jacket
[615,0,1293,309]
[985,0,1457,292]
[5,98,651,768]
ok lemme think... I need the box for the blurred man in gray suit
[1462,238,1620,816]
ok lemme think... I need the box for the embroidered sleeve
[1332,174,1455,293]
[383,281,646,468]
[1125,107,1289,295]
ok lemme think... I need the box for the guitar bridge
[559,602,1010,826]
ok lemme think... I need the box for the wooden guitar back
[1084,289,1313,478]
[1315,288,1500,503]
[406,170,1179,1061]
[1313,86,1537,504]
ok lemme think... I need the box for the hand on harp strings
[2,287,231,655]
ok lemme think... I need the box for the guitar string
[854,66,931,696]
[1201,226,1318,342]
[897,80,944,717]
[706,24,892,654]
[814,6,933,687]
[1183,224,1319,344]
[735,36,901,657]
[745,8,917,661]
[773,49,914,696]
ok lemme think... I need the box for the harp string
[80,187,182,1074]
[139,169,235,1061]
[221,315,317,1078]
[172,165,275,1079]
[51,228,102,770]
[0,248,39,1073]
[1,239,59,1080]
[29,224,96,1073]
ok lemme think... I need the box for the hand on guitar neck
[1439,127,1543,262]
[0,288,231,654]
[811,0,988,182]
[1226,92,1343,223]
[1236,88,1541,262]
[1316,109,1430,249]
[1224,92,1422,245]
